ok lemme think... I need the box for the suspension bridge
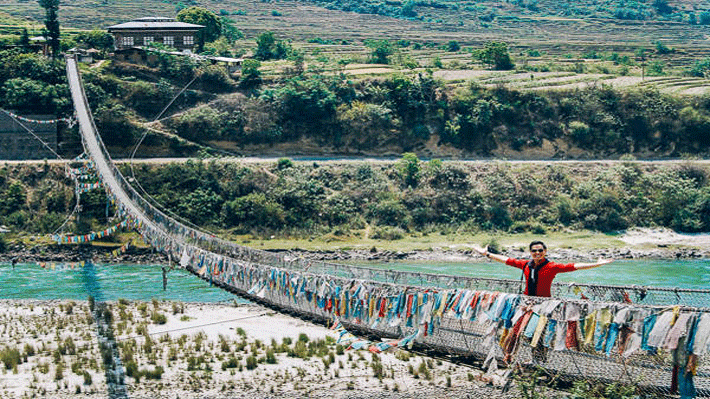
[61,53,710,397]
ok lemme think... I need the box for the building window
[143,36,153,46]
[121,36,134,46]
[163,36,174,46]
[183,36,194,46]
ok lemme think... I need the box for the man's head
[529,241,547,261]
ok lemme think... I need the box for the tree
[37,0,60,58]
[177,6,222,52]
[398,152,421,188]
[254,31,276,60]
[75,30,114,52]
[475,42,514,70]
[653,0,672,15]
[402,0,417,17]
[366,40,394,64]
[19,28,30,50]
[446,40,460,52]
[240,59,262,87]
[220,17,243,42]
[254,31,290,61]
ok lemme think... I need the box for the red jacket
[505,257,576,297]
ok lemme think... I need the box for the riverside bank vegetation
[0,159,709,250]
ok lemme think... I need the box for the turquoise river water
[0,259,708,302]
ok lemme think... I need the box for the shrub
[0,347,21,370]
[196,65,236,93]
[167,106,226,142]
[222,357,239,370]
[366,40,395,64]
[277,158,293,170]
[254,31,290,61]
[83,371,92,385]
[245,355,258,370]
[265,348,277,364]
[151,311,167,325]
[371,226,406,240]
[125,361,139,378]
[55,362,64,380]
[142,366,164,380]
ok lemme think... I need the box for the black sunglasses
[531,249,545,253]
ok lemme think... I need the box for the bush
[221,357,239,370]
[277,158,293,170]
[245,355,258,370]
[167,106,226,142]
[0,347,21,370]
[125,360,139,378]
[151,311,167,324]
[196,65,236,93]
[265,348,277,364]
[222,193,285,229]
[82,371,92,385]
[371,226,406,240]
[371,199,408,227]
[366,40,395,64]
[142,366,164,380]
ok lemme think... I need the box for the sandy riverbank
[0,299,566,399]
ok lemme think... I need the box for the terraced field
[432,69,710,94]
[4,0,710,95]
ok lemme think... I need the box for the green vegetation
[176,6,222,52]
[5,47,706,160]
[254,31,291,61]
[115,159,710,236]
[295,0,693,25]
[37,0,60,58]
[74,29,114,53]
[2,160,710,240]
[474,42,514,70]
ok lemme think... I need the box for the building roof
[107,17,204,31]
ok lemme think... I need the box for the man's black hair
[529,241,547,250]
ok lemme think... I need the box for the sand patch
[619,227,710,246]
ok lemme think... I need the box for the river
[0,259,708,302]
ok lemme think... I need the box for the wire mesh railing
[65,54,710,398]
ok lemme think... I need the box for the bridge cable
[122,75,234,236]
[0,109,66,161]
[1,109,83,235]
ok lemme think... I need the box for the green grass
[237,229,630,254]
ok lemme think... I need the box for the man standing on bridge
[472,241,614,297]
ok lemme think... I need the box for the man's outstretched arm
[471,245,509,264]
[574,258,614,270]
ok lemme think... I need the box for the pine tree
[37,0,60,58]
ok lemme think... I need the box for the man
[472,241,613,297]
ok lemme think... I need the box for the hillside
[3,0,710,160]
[3,0,710,48]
